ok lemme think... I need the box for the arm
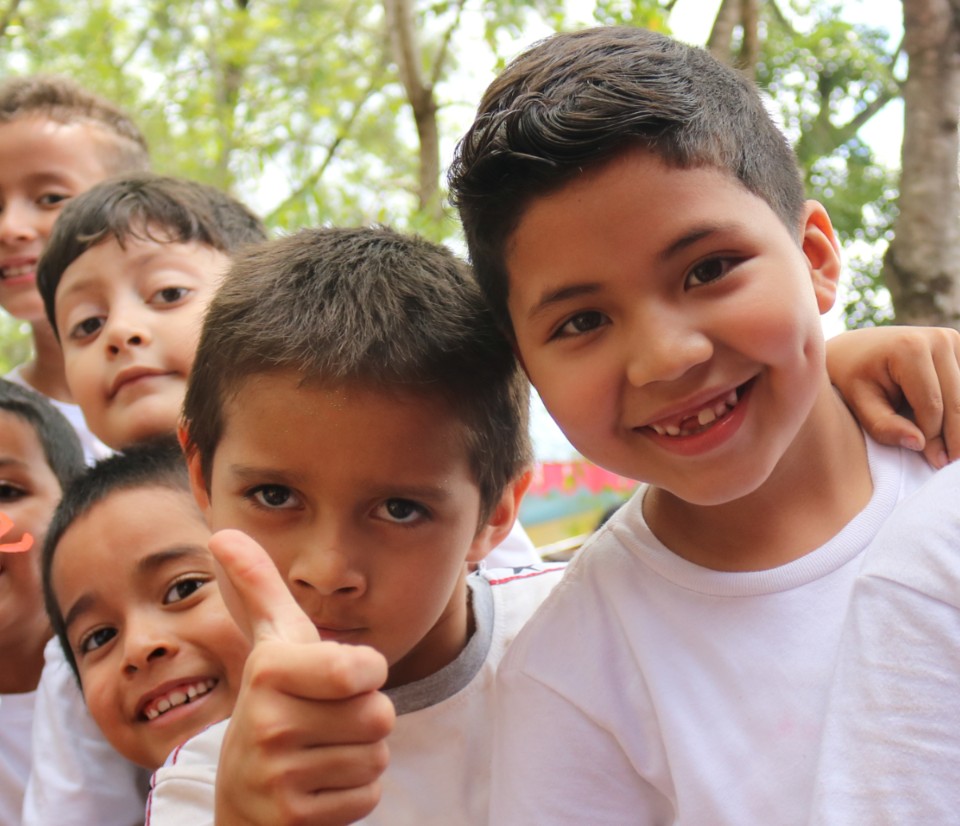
[826,326,960,469]
[209,530,394,826]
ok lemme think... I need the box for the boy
[25,173,266,826]
[37,172,267,449]
[0,378,84,823]
[0,75,150,462]
[445,26,937,824]
[158,225,566,825]
[40,441,250,771]
[167,229,951,826]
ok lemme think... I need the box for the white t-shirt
[21,639,150,826]
[809,459,960,825]
[485,521,540,569]
[489,437,931,826]
[146,564,565,825]
[0,691,35,826]
[5,366,111,464]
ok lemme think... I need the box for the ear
[465,469,533,566]
[801,200,842,314]
[178,422,212,519]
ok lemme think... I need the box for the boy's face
[0,116,111,324]
[50,485,250,769]
[505,149,840,506]
[186,372,515,690]
[0,410,62,644]
[54,234,230,449]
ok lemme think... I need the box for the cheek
[80,667,120,734]
[35,212,61,241]
[3,553,43,593]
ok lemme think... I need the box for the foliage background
[0,0,910,372]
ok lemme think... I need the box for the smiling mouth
[141,678,217,721]
[645,383,749,437]
[0,263,34,280]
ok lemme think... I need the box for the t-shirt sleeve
[145,720,225,826]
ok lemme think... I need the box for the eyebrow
[526,221,744,322]
[228,464,453,503]
[228,464,308,487]
[526,283,602,323]
[62,544,209,633]
[136,544,209,576]
[658,222,740,261]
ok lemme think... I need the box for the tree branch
[0,0,23,40]
[263,72,383,223]
[429,0,467,90]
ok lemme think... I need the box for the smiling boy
[24,172,265,826]
[0,75,149,461]
[0,378,84,822]
[42,441,249,770]
[37,172,266,449]
[447,26,938,824]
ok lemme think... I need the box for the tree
[882,0,960,328]
[0,0,924,368]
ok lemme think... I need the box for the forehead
[53,486,209,585]
[0,409,53,472]
[57,234,230,297]
[0,115,111,185]
[506,151,779,296]
[214,372,474,481]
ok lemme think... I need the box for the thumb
[209,528,319,646]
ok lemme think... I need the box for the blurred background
[3,0,955,545]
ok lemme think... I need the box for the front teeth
[144,678,216,721]
[649,389,739,437]
[0,264,33,280]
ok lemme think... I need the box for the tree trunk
[706,0,759,78]
[383,0,443,221]
[883,0,960,328]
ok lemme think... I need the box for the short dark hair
[448,25,806,334]
[0,378,85,490]
[183,226,531,521]
[0,75,149,175]
[37,173,268,335]
[41,438,194,683]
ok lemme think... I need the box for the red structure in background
[528,461,637,496]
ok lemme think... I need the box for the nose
[623,305,713,388]
[287,528,365,599]
[0,201,39,245]
[122,613,178,675]
[104,311,152,355]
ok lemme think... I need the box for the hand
[210,529,394,826]
[826,326,960,469]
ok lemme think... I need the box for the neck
[18,320,72,402]
[644,382,873,572]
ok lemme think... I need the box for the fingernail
[901,436,923,451]
[937,450,949,469]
